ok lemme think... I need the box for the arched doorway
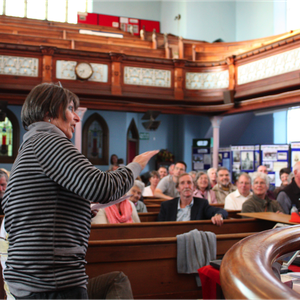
[127,119,139,163]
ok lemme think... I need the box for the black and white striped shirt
[2,122,138,297]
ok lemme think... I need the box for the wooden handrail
[220,225,300,299]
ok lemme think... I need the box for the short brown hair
[21,83,79,130]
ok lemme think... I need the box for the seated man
[242,172,283,213]
[224,173,252,210]
[154,161,187,200]
[212,167,236,204]
[157,173,228,225]
[277,162,300,214]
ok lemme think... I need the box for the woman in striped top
[1,83,157,299]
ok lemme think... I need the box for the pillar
[210,116,223,169]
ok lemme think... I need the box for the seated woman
[193,171,217,204]
[242,172,284,213]
[91,199,140,224]
[129,180,147,213]
[143,170,160,197]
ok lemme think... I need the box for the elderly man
[224,173,252,210]
[277,162,300,214]
[157,166,168,179]
[157,173,228,224]
[212,167,236,204]
[154,161,186,200]
[242,172,283,213]
[0,170,8,215]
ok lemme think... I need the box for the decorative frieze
[0,55,38,77]
[186,70,229,89]
[238,47,300,85]
[56,60,108,82]
[124,66,171,88]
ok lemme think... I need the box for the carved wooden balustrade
[220,225,300,299]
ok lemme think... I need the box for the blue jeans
[14,272,133,299]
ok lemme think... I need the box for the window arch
[82,113,109,165]
[127,118,139,163]
[0,109,20,163]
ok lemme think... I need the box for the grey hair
[0,170,8,183]
[207,168,216,176]
[250,172,270,187]
[131,180,145,194]
[237,172,251,182]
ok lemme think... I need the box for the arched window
[0,109,20,163]
[127,119,139,164]
[82,113,109,165]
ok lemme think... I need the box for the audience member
[143,171,160,197]
[274,167,291,198]
[257,165,276,198]
[0,170,8,215]
[193,171,217,204]
[168,164,175,176]
[117,158,125,167]
[154,161,187,200]
[109,154,119,170]
[91,199,140,224]
[224,173,252,210]
[277,162,300,214]
[158,166,168,179]
[212,167,236,204]
[128,180,147,213]
[189,171,197,181]
[207,168,217,188]
[157,173,228,224]
[241,172,283,213]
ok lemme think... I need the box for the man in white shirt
[224,173,252,210]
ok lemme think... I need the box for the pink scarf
[105,200,133,224]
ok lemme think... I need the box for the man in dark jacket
[157,173,228,225]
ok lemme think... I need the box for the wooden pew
[90,218,275,240]
[139,210,241,222]
[86,232,255,299]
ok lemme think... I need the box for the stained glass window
[87,120,103,160]
[0,117,13,157]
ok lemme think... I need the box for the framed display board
[192,139,212,171]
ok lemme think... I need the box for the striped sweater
[1,122,139,297]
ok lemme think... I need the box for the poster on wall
[192,139,212,171]
[218,148,231,171]
[290,142,300,171]
[261,144,290,186]
[255,145,260,170]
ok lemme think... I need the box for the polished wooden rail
[220,225,300,299]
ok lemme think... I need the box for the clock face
[75,62,93,80]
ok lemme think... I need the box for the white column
[210,116,223,169]
[74,107,87,152]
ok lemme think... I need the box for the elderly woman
[242,172,283,213]
[129,180,147,212]
[1,83,157,299]
[193,172,217,204]
[207,167,217,188]
[143,170,160,197]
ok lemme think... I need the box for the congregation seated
[212,167,236,204]
[142,171,160,197]
[277,162,300,214]
[193,171,217,204]
[207,167,217,188]
[274,167,291,199]
[154,161,186,200]
[224,172,252,210]
[241,172,283,213]
[157,166,168,179]
[91,199,140,224]
[128,180,147,213]
[157,173,228,225]
[257,165,276,199]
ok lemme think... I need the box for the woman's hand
[132,150,159,170]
